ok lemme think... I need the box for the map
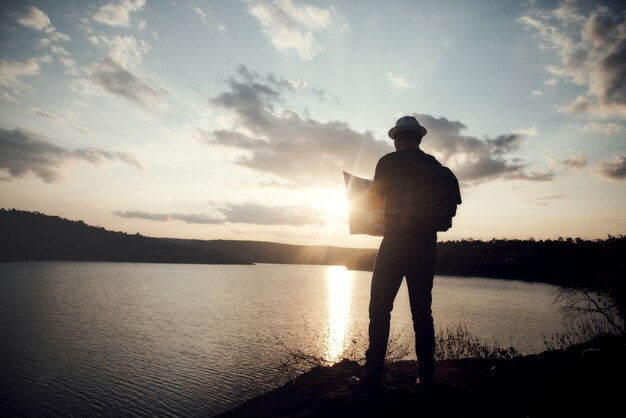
[343,172,384,236]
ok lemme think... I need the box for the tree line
[347,237,625,286]
[0,209,249,265]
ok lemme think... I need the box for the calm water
[0,262,567,417]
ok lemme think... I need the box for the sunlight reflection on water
[325,266,354,362]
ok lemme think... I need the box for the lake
[0,262,568,417]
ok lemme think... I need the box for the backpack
[401,158,462,231]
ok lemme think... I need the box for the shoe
[414,378,436,393]
[348,374,385,394]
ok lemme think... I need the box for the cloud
[412,114,553,183]
[387,72,413,89]
[10,6,70,43]
[87,35,150,66]
[519,1,626,117]
[525,194,566,206]
[581,121,625,135]
[201,66,551,185]
[89,57,165,108]
[29,107,66,123]
[114,210,224,224]
[8,6,73,81]
[220,202,326,226]
[0,127,142,183]
[201,65,390,186]
[85,35,166,108]
[14,6,51,31]
[247,0,347,60]
[191,6,226,31]
[595,154,626,180]
[93,0,145,27]
[114,203,326,226]
[0,56,53,100]
[562,154,588,169]
[0,58,42,87]
[512,126,539,137]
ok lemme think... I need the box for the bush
[435,324,519,360]
[276,323,519,380]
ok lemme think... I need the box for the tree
[555,235,625,335]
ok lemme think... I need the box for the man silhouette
[351,115,460,393]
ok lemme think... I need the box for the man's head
[388,116,427,150]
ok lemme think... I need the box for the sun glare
[311,190,349,221]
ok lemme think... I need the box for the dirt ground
[215,334,626,418]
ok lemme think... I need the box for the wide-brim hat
[388,115,427,139]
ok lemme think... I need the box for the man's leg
[405,240,437,383]
[364,238,405,378]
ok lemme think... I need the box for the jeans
[364,235,437,382]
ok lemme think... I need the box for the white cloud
[58,57,79,76]
[520,1,626,117]
[84,35,166,108]
[0,58,42,87]
[562,154,588,169]
[190,6,226,31]
[46,45,79,76]
[387,72,413,90]
[581,122,625,135]
[191,6,208,23]
[92,0,145,27]
[50,46,70,56]
[15,6,51,31]
[11,6,71,44]
[87,35,150,66]
[29,107,66,124]
[512,126,539,137]
[0,56,54,98]
[247,0,347,60]
[43,31,71,43]
[114,203,326,226]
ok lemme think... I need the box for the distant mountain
[0,209,250,265]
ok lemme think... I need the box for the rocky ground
[215,334,625,418]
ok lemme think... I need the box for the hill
[0,209,249,265]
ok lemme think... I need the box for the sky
[0,0,625,248]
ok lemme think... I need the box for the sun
[310,189,350,221]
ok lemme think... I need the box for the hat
[388,116,427,140]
